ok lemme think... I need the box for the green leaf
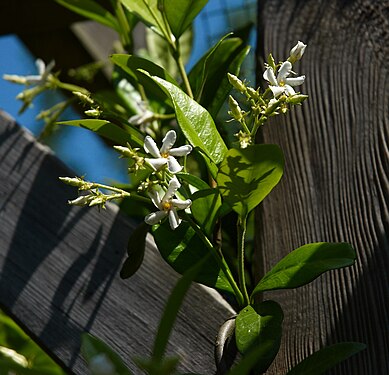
[152,221,233,293]
[176,172,210,191]
[191,189,221,237]
[149,76,228,165]
[234,301,283,373]
[216,144,284,218]
[58,119,144,147]
[252,242,357,296]
[120,222,149,279]
[188,36,250,117]
[286,342,366,375]
[162,0,208,38]
[81,334,133,375]
[120,0,166,35]
[55,0,119,31]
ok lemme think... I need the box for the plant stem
[176,51,193,98]
[237,216,250,306]
[114,0,132,51]
[184,213,244,307]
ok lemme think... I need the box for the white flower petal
[145,157,168,171]
[168,209,181,230]
[169,145,192,157]
[144,136,161,158]
[284,85,296,96]
[289,41,306,61]
[269,86,285,97]
[263,67,277,86]
[285,76,305,87]
[167,156,183,173]
[277,61,292,83]
[171,198,192,210]
[162,177,180,202]
[160,130,176,154]
[35,59,46,76]
[148,189,162,209]
[145,210,167,225]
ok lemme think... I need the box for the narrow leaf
[286,342,366,375]
[217,144,284,218]
[149,75,228,164]
[162,0,208,38]
[55,0,119,31]
[252,242,357,296]
[58,119,144,147]
[176,172,210,191]
[152,221,233,293]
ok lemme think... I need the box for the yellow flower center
[160,151,169,158]
[162,201,172,211]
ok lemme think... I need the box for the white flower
[289,41,307,62]
[263,61,305,97]
[144,130,192,173]
[3,58,55,85]
[144,178,191,230]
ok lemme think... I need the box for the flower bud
[288,41,307,64]
[227,73,246,93]
[84,108,102,117]
[228,95,244,121]
[286,94,308,105]
[72,91,94,105]
[59,176,84,187]
[68,195,93,206]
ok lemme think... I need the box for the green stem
[250,114,267,139]
[184,213,244,307]
[55,80,89,95]
[92,182,131,196]
[176,51,193,98]
[237,215,250,306]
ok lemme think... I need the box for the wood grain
[0,111,235,374]
[256,0,389,373]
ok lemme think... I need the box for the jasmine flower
[145,177,191,230]
[144,130,192,173]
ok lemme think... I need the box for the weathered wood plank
[0,111,234,374]
[256,0,389,373]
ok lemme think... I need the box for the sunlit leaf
[252,242,356,296]
[55,0,119,31]
[58,119,144,147]
[217,144,284,218]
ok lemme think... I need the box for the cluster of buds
[113,144,146,173]
[227,41,308,148]
[72,91,102,118]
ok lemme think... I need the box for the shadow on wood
[0,111,234,374]
[256,1,388,374]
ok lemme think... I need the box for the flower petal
[145,210,167,225]
[144,136,161,158]
[145,157,167,171]
[277,61,292,83]
[168,209,181,230]
[167,156,183,173]
[35,59,46,76]
[269,86,285,97]
[285,75,305,87]
[263,67,277,86]
[169,145,193,157]
[148,189,162,209]
[171,198,192,210]
[160,130,176,154]
[284,84,296,96]
[162,177,180,203]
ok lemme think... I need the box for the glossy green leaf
[120,222,149,279]
[162,0,208,38]
[152,256,210,361]
[188,36,250,117]
[252,242,357,296]
[55,0,119,31]
[176,172,210,191]
[235,301,283,373]
[286,342,366,375]
[81,333,133,375]
[217,144,284,218]
[149,76,228,165]
[191,189,221,237]
[58,119,144,147]
[120,0,166,35]
[152,221,233,293]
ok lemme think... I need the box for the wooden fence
[0,0,388,373]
